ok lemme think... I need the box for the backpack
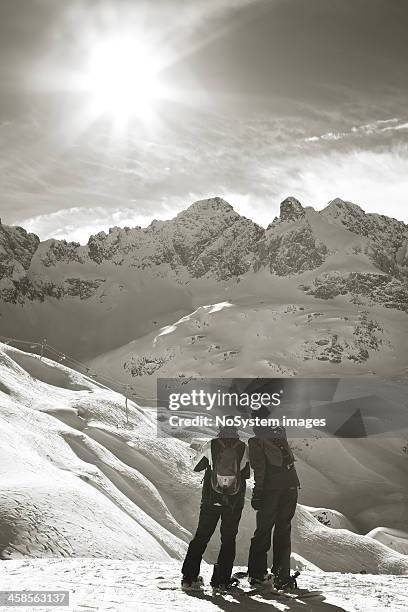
[263,437,294,470]
[210,439,242,496]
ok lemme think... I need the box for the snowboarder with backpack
[181,423,249,591]
[247,420,300,593]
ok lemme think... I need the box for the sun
[84,36,167,125]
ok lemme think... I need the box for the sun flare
[83,36,167,125]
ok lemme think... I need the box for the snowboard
[249,585,324,600]
[156,580,237,595]
[156,575,323,600]
[231,571,323,600]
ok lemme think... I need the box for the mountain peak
[0,223,40,271]
[323,198,365,218]
[182,197,234,217]
[280,197,305,222]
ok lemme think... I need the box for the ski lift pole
[125,384,130,424]
[40,338,47,361]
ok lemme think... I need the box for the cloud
[3,96,408,240]
[255,146,408,224]
[20,207,150,244]
[305,118,408,143]
[19,195,192,243]
[20,136,408,245]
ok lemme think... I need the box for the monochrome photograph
[0,1,407,610]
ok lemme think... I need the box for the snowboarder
[247,420,300,592]
[181,423,249,591]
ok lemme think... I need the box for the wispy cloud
[3,105,408,240]
[20,200,186,244]
[305,118,408,143]
[263,147,408,223]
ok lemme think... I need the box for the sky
[0,0,407,243]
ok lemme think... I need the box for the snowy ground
[1,559,408,612]
[1,342,408,573]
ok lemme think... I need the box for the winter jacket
[249,431,300,491]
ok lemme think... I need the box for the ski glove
[251,489,263,511]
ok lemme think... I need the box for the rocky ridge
[1,197,408,358]
[1,196,407,295]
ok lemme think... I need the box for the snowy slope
[0,348,188,562]
[89,291,408,397]
[1,342,408,575]
[367,528,408,555]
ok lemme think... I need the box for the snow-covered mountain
[90,292,408,401]
[1,342,408,576]
[1,197,408,363]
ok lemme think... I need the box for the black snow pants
[182,500,244,584]
[248,487,298,580]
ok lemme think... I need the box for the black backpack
[210,439,242,496]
